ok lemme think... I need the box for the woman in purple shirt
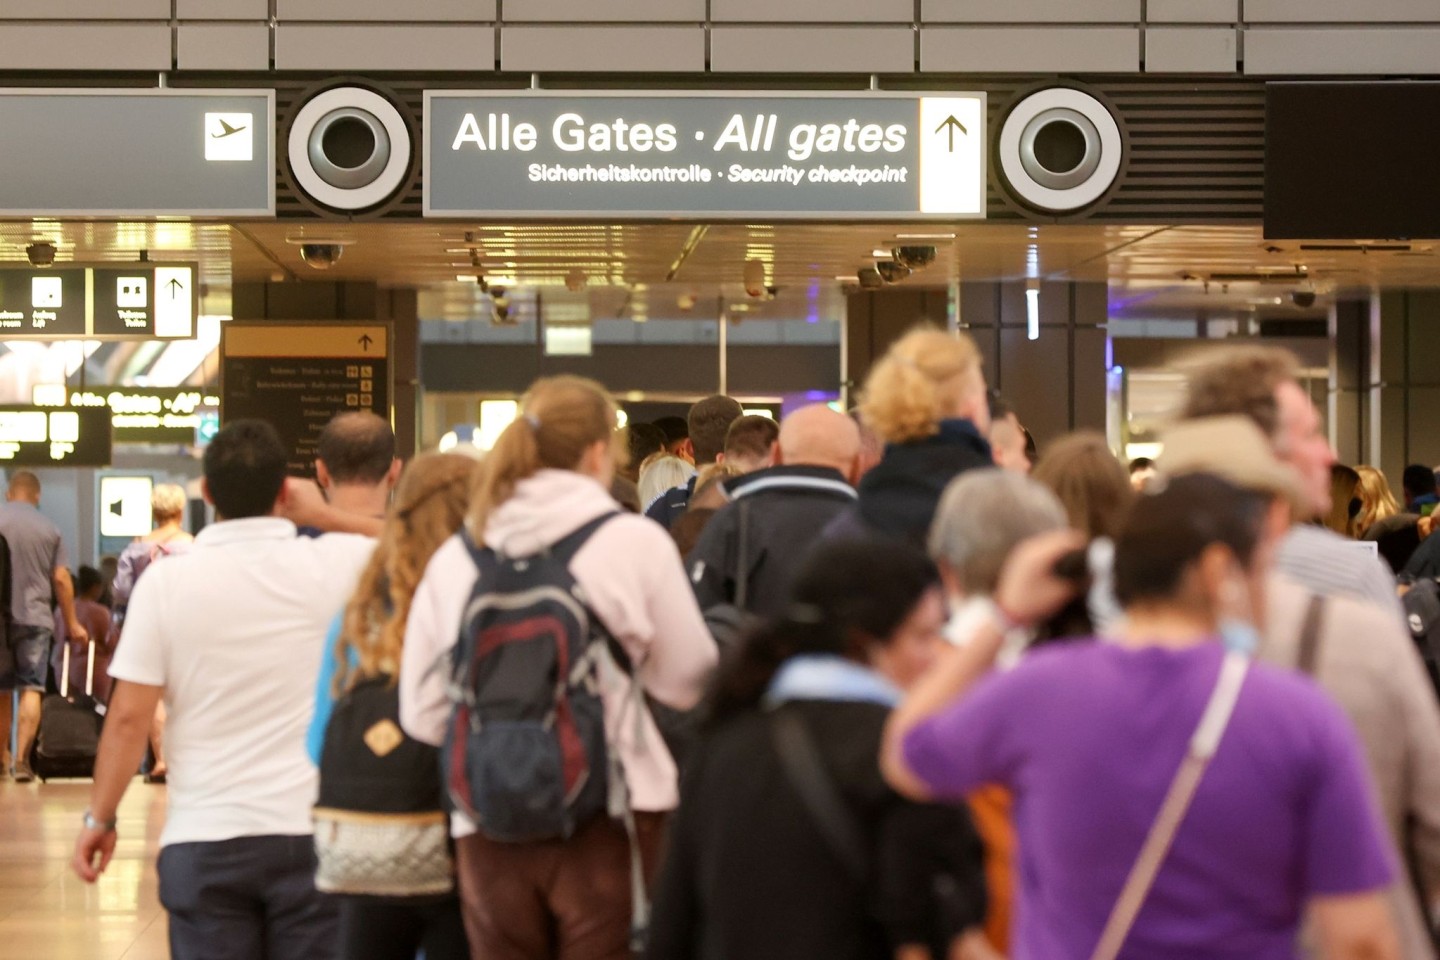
[882,472,1400,960]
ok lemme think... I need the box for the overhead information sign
[221,324,391,477]
[0,90,274,216]
[0,263,197,340]
[99,476,154,539]
[0,406,111,467]
[66,388,219,444]
[425,92,986,219]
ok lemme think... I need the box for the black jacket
[645,699,987,960]
[688,465,857,619]
[831,419,994,548]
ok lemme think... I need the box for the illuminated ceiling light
[871,248,894,259]
[1025,279,1040,341]
[896,232,957,240]
[456,274,479,283]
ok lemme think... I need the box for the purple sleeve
[1300,696,1398,896]
[901,666,1037,799]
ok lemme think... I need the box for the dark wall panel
[421,343,835,396]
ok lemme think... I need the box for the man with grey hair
[928,470,1069,664]
[690,404,860,619]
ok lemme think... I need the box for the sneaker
[12,761,34,783]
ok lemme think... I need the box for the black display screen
[1266,82,1440,240]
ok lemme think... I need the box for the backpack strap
[1296,595,1327,676]
[548,512,621,567]
[769,705,870,883]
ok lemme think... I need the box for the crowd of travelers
[0,327,1425,960]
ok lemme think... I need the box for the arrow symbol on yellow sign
[935,115,968,152]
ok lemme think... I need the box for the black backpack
[314,673,454,898]
[443,513,623,843]
[1401,578,1440,702]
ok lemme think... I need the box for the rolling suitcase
[31,635,102,781]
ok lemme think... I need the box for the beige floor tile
[0,777,166,959]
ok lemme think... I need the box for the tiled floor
[0,778,169,959]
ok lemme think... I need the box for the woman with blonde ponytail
[399,375,718,960]
[831,327,994,546]
[306,451,479,960]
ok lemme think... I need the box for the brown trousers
[455,813,667,960]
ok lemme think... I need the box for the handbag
[1088,651,1250,960]
[314,673,454,898]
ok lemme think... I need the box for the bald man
[688,404,862,619]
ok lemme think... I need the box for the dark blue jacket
[645,475,698,530]
[827,419,994,548]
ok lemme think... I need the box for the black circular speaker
[308,107,391,189]
[288,87,410,211]
[999,88,1123,214]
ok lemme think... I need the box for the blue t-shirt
[306,613,351,766]
[903,642,1394,960]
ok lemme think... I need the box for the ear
[200,478,215,507]
[679,438,696,465]
[936,559,964,600]
[315,460,333,490]
[273,478,290,512]
[846,455,863,487]
[1195,543,1234,606]
[765,441,778,467]
[386,458,403,489]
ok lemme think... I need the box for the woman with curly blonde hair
[306,451,480,960]
[1353,465,1400,538]
[838,327,993,545]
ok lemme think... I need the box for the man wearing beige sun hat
[1157,414,1440,959]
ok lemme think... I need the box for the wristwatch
[82,810,116,833]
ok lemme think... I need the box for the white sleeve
[107,568,168,687]
[399,538,473,747]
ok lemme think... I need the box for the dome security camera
[300,243,345,270]
[892,246,938,269]
[875,260,912,284]
[26,242,56,267]
[1291,289,1317,309]
[857,266,884,290]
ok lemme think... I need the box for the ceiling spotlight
[26,242,56,267]
[676,291,698,311]
[875,260,912,284]
[1291,289,1317,308]
[857,266,884,290]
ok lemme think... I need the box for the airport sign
[221,324,391,477]
[425,92,987,219]
[0,89,274,216]
[0,263,198,340]
[0,406,111,467]
[64,387,220,445]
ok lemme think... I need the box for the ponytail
[467,376,619,541]
[860,327,982,444]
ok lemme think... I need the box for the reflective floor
[0,779,168,959]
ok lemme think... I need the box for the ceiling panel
[0,218,1436,323]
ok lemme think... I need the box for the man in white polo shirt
[70,419,376,960]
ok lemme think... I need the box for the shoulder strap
[549,512,620,567]
[1088,652,1250,960]
[734,498,752,610]
[1297,595,1327,676]
[769,706,869,883]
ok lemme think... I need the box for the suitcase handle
[58,630,96,699]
